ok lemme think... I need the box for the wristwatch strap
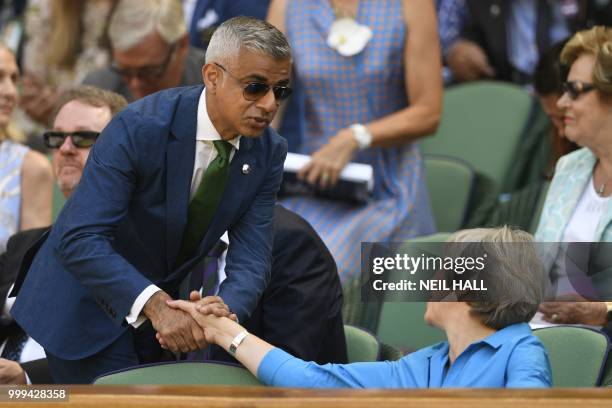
[229,330,248,356]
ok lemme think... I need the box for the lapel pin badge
[242,164,251,174]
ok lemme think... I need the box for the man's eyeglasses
[563,81,595,100]
[111,43,178,81]
[43,131,100,149]
[213,63,292,102]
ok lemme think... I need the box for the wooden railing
[1,385,612,408]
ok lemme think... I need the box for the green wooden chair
[533,326,610,387]
[344,324,381,362]
[424,155,475,232]
[601,350,612,387]
[93,361,262,385]
[421,81,534,227]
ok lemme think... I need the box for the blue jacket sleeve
[257,348,418,388]
[220,138,287,322]
[53,111,153,324]
[505,337,553,388]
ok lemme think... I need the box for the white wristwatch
[229,330,248,356]
[350,123,372,150]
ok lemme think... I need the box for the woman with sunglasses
[534,26,612,327]
[0,45,53,252]
[267,0,442,322]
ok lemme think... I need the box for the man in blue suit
[11,16,291,383]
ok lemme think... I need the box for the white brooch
[326,17,372,57]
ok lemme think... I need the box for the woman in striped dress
[0,45,53,252]
[268,0,442,315]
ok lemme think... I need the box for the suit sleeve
[220,138,287,322]
[258,210,341,361]
[53,111,153,325]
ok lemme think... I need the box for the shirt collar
[478,322,533,349]
[219,231,229,245]
[197,88,241,150]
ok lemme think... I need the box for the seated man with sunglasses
[0,86,128,384]
[83,0,206,102]
[11,16,290,384]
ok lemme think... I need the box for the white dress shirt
[126,88,241,327]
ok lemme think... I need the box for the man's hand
[158,292,237,349]
[447,40,495,82]
[0,359,26,384]
[539,297,608,326]
[143,291,207,353]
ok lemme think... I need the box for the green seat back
[46,153,66,221]
[602,351,612,387]
[534,326,610,387]
[93,361,262,385]
[344,324,380,362]
[424,155,475,232]
[376,302,446,353]
[375,233,450,352]
[422,81,531,191]
[52,182,65,221]
[421,81,533,225]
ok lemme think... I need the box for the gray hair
[446,226,545,329]
[108,0,186,51]
[205,16,291,66]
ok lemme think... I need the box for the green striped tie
[175,140,233,268]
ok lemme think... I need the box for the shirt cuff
[256,347,295,385]
[125,285,161,328]
[24,371,31,385]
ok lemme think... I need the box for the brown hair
[47,0,84,68]
[47,0,115,68]
[561,26,612,96]
[52,85,128,123]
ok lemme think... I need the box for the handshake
[143,290,237,353]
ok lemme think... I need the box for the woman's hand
[159,295,236,348]
[188,292,238,322]
[298,128,359,189]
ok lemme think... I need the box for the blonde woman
[0,45,53,251]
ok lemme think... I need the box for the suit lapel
[161,135,256,288]
[165,87,200,270]
[548,151,595,242]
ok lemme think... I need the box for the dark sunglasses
[562,81,595,100]
[43,131,100,149]
[213,63,292,102]
[111,43,177,80]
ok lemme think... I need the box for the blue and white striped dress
[281,0,435,283]
[0,140,29,252]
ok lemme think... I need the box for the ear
[202,63,220,93]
